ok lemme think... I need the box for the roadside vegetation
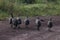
[0,0,60,20]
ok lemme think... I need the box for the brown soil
[0,16,60,40]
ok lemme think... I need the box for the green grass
[13,3,60,16]
[0,10,9,20]
[0,0,60,20]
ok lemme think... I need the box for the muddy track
[0,16,60,40]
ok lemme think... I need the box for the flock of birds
[9,16,53,31]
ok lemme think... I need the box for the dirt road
[0,16,60,40]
